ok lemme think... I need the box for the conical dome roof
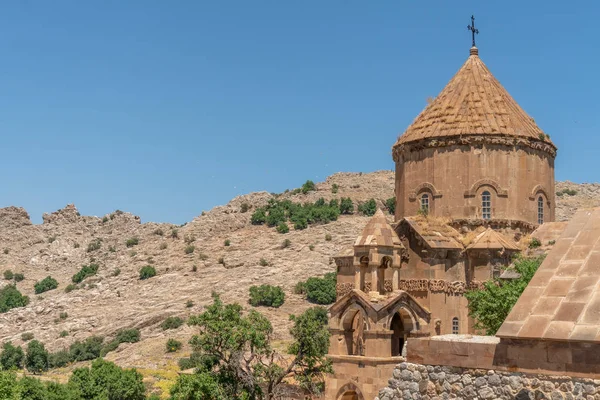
[394,47,555,150]
[354,209,404,248]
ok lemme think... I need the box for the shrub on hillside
[87,239,102,252]
[13,273,24,282]
[3,270,13,280]
[250,207,267,225]
[301,180,316,194]
[0,285,29,313]
[529,237,542,248]
[69,359,146,400]
[0,342,24,370]
[21,332,34,342]
[48,349,71,368]
[69,336,104,362]
[116,329,140,344]
[126,237,139,248]
[302,273,337,305]
[184,245,195,254]
[331,183,339,194]
[25,340,49,374]
[72,263,99,284]
[161,316,184,330]
[276,222,289,234]
[340,197,354,214]
[249,285,285,308]
[139,266,157,280]
[34,276,58,294]
[166,339,182,353]
[386,197,396,215]
[357,199,377,216]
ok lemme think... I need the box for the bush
[25,340,49,374]
[100,340,120,357]
[161,316,184,330]
[386,197,396,215]
[72,263,99,284]
[529,237,542,248]
[178,352,204,370]
[111,268,121,277]
[250,208,267,225]
[309,244,315,251]
[154,228,164,236]
[126,237,139,248]
[87,239,102,252]
[224,239,231,247]
[21,332,34,342]
[331,183,339,194]
[159,242,168,250]
[185,245,195,254]
[281,239,291,249]
[59,330,68,338]
[115,328,140,344]
[340,197,354,215]
[325,234,332,241]
[34,276,58,294]
[294,218,308,230]
[0,342,24,370]
[69,336,104,362]
[240,203,250,213]
[69,359,146,400]
[3,270,13,280]
[166,339,182,353]
[301,180,316,194]
[293,281,306,295]
[0,285,29,313]
[171,229,179,239]
[13,273,24,283]
[276,222,289,234]
[3,249,8,254]
[59,312,68,320]
[139,266,156,280]
[303,273,337,304]
[65,284,77,293]
[259,258,269,267]
[358,199,377,216]
[186,300,194,308]
[48,349,71,368]
[249,285,285,308]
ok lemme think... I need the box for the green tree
[0,285,29,313]
[34,276,58,294]
[69,358,146,400]
[466,256,544,335]
[139,266,157,280]
[72,264,99,284]
[0,342,24,370]
[301,180,316,194]
[162,316,185,330]
[249,285,285,308]
[339,198,354,215]
[25,340,49,374]
[276,222,289,234]
[357,199,377,216]
[250,208,267,225]
[386,197,396,215]
[69,336,104,362]
[173,294,331,400]
[303,273,337,305]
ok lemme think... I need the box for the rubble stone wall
[376,362,600,400]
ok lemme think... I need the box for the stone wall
[376,361,600,400]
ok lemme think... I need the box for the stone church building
[325,43,556,400]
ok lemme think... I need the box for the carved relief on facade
[363,282,372,292]
[428,279,447,292]
[384,280,393,293]
[335,258,353,268]
[397,279,470,295]
[446,281,466,295]
[468,280,484,290]
[336,283,355,298]
[398,279,428,291]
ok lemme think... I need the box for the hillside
[0,170,597,394]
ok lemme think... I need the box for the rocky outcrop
[42,204,81,224]
[377,362,600,400]
[0,206,32,229]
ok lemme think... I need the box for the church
[325,21,557,400]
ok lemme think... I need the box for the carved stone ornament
[363,282,372,292]
[336,283,354,298]
[384,280,393,293]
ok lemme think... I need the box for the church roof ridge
[394,47,556,149]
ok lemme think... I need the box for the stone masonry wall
[376,361,600,400]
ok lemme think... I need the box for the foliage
[174,294,331,399]
[69,336,104,362]
[0,285,29,313]
[249,285,285,308]
[357,199,377,216]
[126,237,139,247]
[166,339,182,353]
[259,258,269,267]
[34,276,58,294]
[301,180,316,194]
[3,270,13,280]
[72,263,99,284]
[302,273,337,305]
[185,245,195,254]
[13,273,24,283]
[325,234,332,241]
[224,239,231,247]
[276,222,289,234]
[87,239,102,252]
[65,284,78,293]
[162,317,185,331]
[60,330,69,338]
[466,256,545,335]
[116,329,141,344]
[250,208,267,225]
[0,342,24,370]
[139,266,157,280]
[25,340,49,374]
[21,332,34,342]
[186,300,194,308]
[48,349,71,368]
[69,358,146,400]
[293,281,306,295]
[529,237,542,248]
[171,229,179,239]
[386,197,396,215]
[281,239,291,249]
[251,198,340,232]
[417,206,429,217]
[240,202,250,213]
[331,183,339,194]
[154,228,164,236]
[556,188,577,197]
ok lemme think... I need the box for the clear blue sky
[1,1,597,224]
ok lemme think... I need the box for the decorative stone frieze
[384,280,393,293]
[395,279,474,295]
[336,283,354,298]
[398,279,429,292]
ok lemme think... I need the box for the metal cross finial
[467,15,479,47]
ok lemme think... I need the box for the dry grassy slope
[0,171,595,390]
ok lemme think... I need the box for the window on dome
[420,194,429,213]
[452,317,459,334]
[482,191,491,220]
[538,196,544,225]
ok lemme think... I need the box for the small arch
[390,308,415,356]
[538,196,544,224]
[420,193,430,213]
[464,179,508,197]
[529,184,550,201]
[336,382,365,400]
[408,182,443,201]
[452,317,459,334]
[339,304,369,356]
[482,190,491,220]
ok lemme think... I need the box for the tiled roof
[394,47,554,148]
[497,208,600,342]
[403,217,463,250]
[354,209,404,248]
[467,228,520,251]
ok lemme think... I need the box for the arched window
[420,194,429,213]
[452,317,459,334]
[481,191,491,220]
[538,196,544,224]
